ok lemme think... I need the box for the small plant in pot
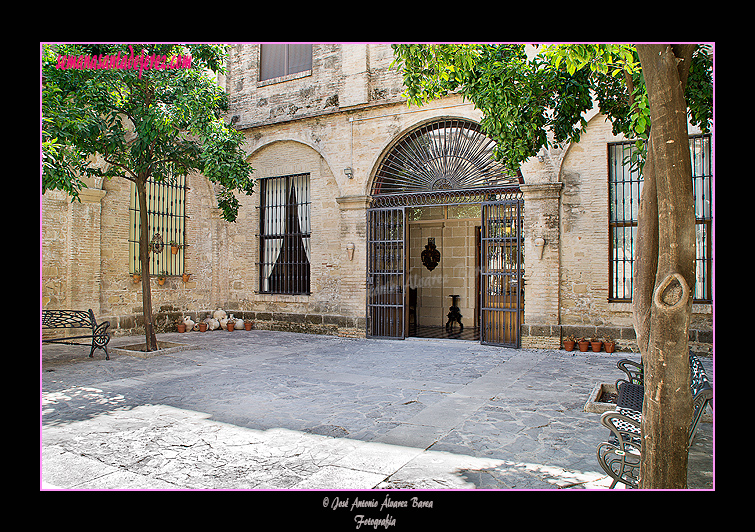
[590,337,603,352]
[578,337,590,352]
[603,336,616,353]
[244,319,253,331]
[563,335,577,351]
[176,319,186,333]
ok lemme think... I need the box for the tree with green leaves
[42,43,254,352]
[392,43,713,488]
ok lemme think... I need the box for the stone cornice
[519,182,563,200]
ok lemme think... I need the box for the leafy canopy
[391,44,712,172]
[42,43,254,222]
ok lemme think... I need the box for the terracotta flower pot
[578,340,590,352]
[227,321,234,331]
[591,341,602,352]
[182,273,190,282]
[563,340,575,352]
[177,323,186,333]
[604,342,616,353]
[199,322,207,332]
[244,321,252,331]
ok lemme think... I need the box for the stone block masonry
[41,44,712,355]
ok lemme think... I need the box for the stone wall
[521,113,712,354]
[41,44,713,353]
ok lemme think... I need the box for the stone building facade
[41,43,713,354]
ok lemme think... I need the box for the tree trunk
[632,137,657,357]
[635,44,697,489]
[136,176,159,352]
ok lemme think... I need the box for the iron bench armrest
[616,358,644,388]
[597,408,642,489]
[42,309,110,360]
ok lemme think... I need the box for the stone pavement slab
[41,330,714,491]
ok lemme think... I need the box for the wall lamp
[534,237,546,259]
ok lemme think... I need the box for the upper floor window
[129,176,187,278]
[608,134,712,302]
[259,44,312,82]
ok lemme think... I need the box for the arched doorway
[367,118,524,347]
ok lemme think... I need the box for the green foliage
[391,44,713,174]
[686,45,713,134]
[41,43,254,222]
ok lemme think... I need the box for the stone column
[519,182,562,349]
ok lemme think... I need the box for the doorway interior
[407,204,481,341]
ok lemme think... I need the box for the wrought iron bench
[42,309,110,360]
[596,353,712,488]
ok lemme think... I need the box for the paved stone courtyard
[41,329,713,492]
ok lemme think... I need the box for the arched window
[371,118,520,205]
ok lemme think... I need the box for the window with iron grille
[259,174,311,295]
[129,176,187,277]
[259,44,312,82]
[608,134,712,302]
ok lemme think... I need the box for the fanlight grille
[372,119,519,197]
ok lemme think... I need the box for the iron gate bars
[481,199,523,347]
[366,207,406,339]
[368,118,524,345]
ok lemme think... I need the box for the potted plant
[182,272,191,283]
[227,319,235,331]
[244,319,253,331]
[603,336,616,353]
[578,337,590,352]
[157,271,168,285]
[176,319,186,333]
[170,241,181,255]
[590,337,603,352]
[198,321,207,332]
[563,335,576,351]
[132,270,141,284]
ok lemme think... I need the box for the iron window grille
[608,134,712,302]
[259,44,312,82]
[259,174,311,295]
[129,175,187,277]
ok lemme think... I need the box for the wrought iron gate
[481,199,523,347]
[367,118,524,344]
[366,207,406,339]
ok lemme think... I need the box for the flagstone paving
[41,330,713,490]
